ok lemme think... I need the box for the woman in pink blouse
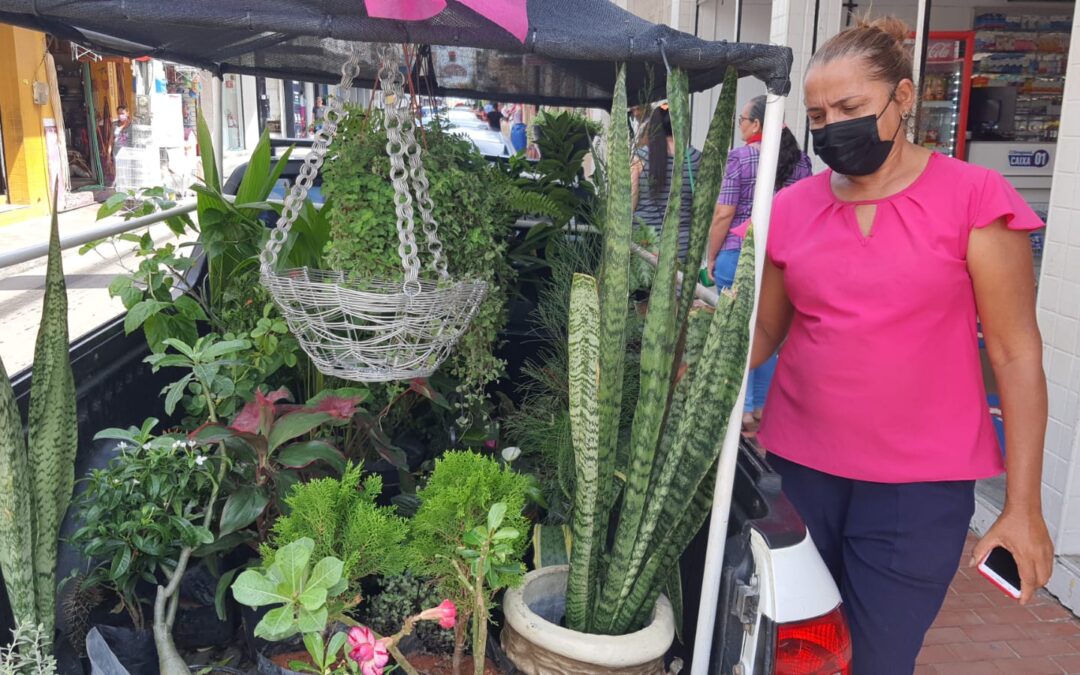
[751,16,1053,673]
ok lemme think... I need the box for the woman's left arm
[968,218,1054,604]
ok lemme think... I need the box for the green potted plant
[407,451,531,675]
[501,65,749,674]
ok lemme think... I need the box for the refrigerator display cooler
[915,32,974,159]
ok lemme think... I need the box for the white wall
[1039,7,1080,557]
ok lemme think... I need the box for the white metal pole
[213,75,225,175]
[690,92,787,675]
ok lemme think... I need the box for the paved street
[0,205,185,374]
[918,534,1080,674]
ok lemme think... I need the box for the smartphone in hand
[978,546,1022,600]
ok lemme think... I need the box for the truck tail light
[775,606,852,675]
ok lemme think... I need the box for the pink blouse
[757,153,1044,483]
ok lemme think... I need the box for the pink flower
[418,599,457,629]
[347,626,389,675]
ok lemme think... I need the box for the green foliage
[514,110,598,228]
[407,451,529,672]
[407,451,530,591]
[68,424,220,630]
[145,319,298,423]
[321,110,517,412]
[263,463,408,588]
[564,67,748,636]
[0,200,78,640]
[360,573,455,654]
[0,623,58,675]
[231,537,347,642]
[189,387,361,540]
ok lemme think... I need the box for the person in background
[507,103,528,153]
[630,104,702,261]
[485,102,504,132]
[707,94,812,434]
[112,105,131,157]
[312,96,326,131]
[749,16,1052,673]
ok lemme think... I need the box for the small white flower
[501,446,522,463]
[132,479,140,486]
[194,455,207,466]
[187,440,197,448]
[142,443,151,450]
[117,442,129,450]
[171,440,183,450]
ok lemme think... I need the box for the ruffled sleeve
[971,169,1045,232]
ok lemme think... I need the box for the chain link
[379,43,422,286]
[261,43,362,271]
[261,42,449,287]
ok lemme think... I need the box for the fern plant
[263,463,408,588]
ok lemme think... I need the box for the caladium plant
[191,387,365,540]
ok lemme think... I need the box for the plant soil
[270,650,322,668]
[407,654,505,675]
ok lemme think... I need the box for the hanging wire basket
[260,43,488,382]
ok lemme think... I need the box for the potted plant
[232,537,455,675]
[501,65,748,673]
[67,419,229,673]
[407,451,531,675]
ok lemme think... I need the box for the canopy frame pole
[690,90,786,675]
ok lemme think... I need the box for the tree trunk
[452,616,468,675]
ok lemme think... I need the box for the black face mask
[811,94,903,177]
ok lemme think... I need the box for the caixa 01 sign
[1008,149,1051,168]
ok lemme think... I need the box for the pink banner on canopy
[365,0,528,42]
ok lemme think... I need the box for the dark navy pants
[769,454,975,675]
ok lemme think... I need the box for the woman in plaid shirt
[707,94,813,433]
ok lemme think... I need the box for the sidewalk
[917,534,1080,674]
[0,203,106,253]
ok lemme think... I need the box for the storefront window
[222,73,245,150]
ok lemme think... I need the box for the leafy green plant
[451,502,524,675]
[146,320,298,423]
[407,451,530,675]
[0,622,58,675]
[67,423,219,631]
[564,66,747,636]
[321,109,518,417]
[263,463,408,589]
[191,387,361,540]
[232,537,348,641]
[0,198,78,642]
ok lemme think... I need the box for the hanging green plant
[321,109,522,414]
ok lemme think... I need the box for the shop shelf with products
[915,32,974,159]
[970,10,1070,143]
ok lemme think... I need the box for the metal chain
[261,43,362,271]
[395,50,448,280]
[378,44,423,291]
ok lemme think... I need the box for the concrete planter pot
[501,565,675,675]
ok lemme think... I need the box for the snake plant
[565,65,748,636]
[0,197,78,642]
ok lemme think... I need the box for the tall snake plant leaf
[0,356,38,630]
[27,195,78,637]
[676,67,738,335]
[568,63,633,633]
[599,68,691,630]
[565,274,601,630]
[612,233,755,633]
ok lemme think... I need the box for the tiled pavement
[916,534,1080,674]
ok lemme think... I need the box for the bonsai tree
[563,65,750,636]
[407,451,531,675]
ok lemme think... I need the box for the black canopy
[0,0,792,106]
